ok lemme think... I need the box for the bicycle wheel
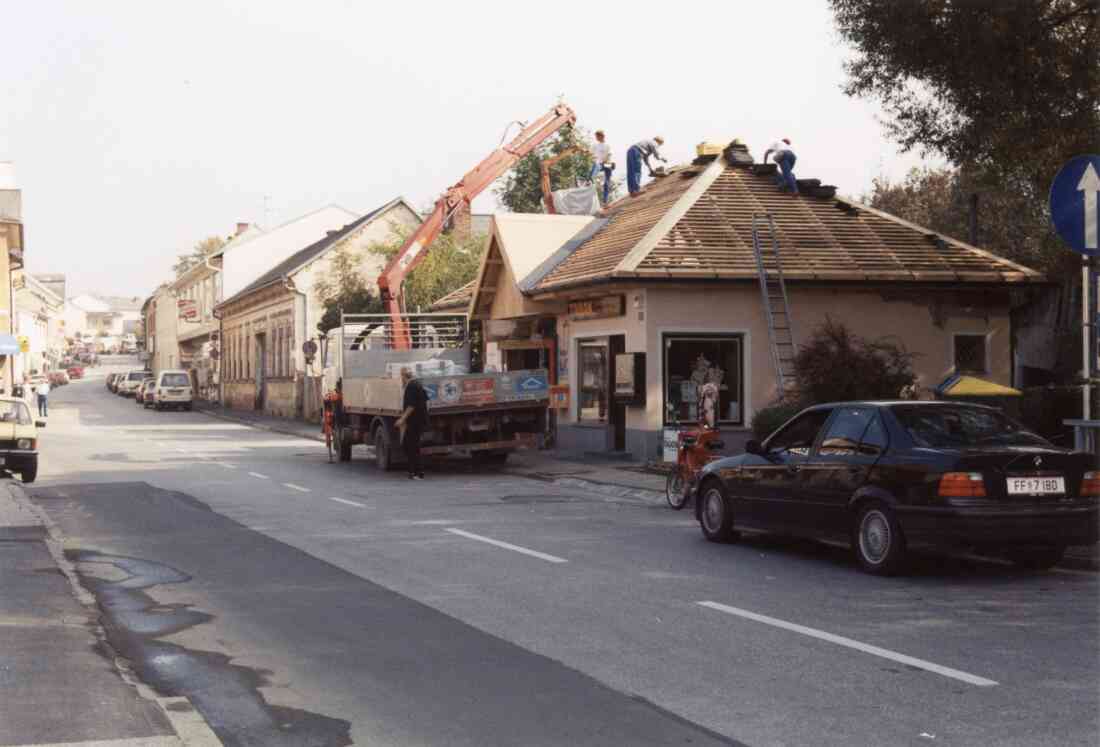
[666,468,689,509]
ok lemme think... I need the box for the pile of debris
[693,139,838,199]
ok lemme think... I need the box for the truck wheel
[374,427,394,471]
[21,463,37,484]
[336,427,352,463]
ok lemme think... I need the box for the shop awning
[0,335,19,355]
[936,374,1022,397]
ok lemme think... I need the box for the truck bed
[342,369,549,416]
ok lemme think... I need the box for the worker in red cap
[763,138,798,195]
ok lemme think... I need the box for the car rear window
[890,405,1049,448]
[128,372,146,381]
[160,373,190,387]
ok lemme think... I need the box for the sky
[0,0,941,299]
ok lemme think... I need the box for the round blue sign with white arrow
[1050,154,1100,256]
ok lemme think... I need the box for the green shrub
[793,317,917,404]
[751,399,804,440]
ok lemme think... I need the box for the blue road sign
[1050,154,1100,256]
[0,335,19,356]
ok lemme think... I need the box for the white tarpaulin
[551,185,601,216]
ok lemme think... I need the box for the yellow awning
[938,375,1022,397]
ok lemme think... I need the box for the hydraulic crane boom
[377,102,577,349]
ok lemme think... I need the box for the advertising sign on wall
[567,295,623,321]
[177,298,198,321]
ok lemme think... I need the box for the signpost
[1050,155,1100,419]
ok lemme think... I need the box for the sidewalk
[0,479,222,746]
[193,404,1097,570]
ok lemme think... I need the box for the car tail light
[1081,471,1100,497]
[938,472,986,498]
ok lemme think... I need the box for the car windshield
[890,405,1049,448]
[127,372,145,381]
[161,374,189,387]
[0,401,32,425]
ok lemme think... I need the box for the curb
[194,406,324,444]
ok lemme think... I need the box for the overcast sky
[1,0,939,299]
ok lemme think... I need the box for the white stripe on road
[444,528,567,564]
[214,461,236,469]
[697,601,998,687]
[329,497,366,508]
[248,472,269,479]
[284,483,311,493]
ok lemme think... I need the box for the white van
[150,369,193,411]
[116,368,149,397]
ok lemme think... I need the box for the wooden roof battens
[615,156,729,275]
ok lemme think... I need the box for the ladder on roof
[751,213,797,393]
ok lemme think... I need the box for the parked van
[150,370,193,411]
[116,368,148,397]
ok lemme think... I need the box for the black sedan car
[693,401,1099,574]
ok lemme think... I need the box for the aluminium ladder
[751,213,797,393]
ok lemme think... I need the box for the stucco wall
[555,283,1012,460]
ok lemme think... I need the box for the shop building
[463,151,1043,459]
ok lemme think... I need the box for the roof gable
[529,159,1042,292]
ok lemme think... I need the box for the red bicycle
[666,425,725,509]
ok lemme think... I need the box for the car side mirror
[745,439,763,455]
[36,420,46,428]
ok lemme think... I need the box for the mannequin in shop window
[697,359,724,431]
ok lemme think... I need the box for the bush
[793,318,917,404]
[751,399,803,440]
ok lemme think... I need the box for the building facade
[13,272,63,378]
[0,166,24,391]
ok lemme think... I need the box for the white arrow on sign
[1078,162,1100,250]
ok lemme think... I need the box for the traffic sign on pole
[1050,154,1100,256]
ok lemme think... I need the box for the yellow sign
[17,336,29,353]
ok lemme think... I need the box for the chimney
[235,221,250,236]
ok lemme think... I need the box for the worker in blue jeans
[763,138,798,194]
[588,130,614,205]
[626,136,665,196]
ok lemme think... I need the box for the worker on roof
[626,136,666,196]
[589,130,614,205]
[763,138,798,195]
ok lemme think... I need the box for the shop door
[609,335,625,451]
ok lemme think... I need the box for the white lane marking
[215,461,236,469]
[248,472,270,479]
[329,497,366,508]
[444,528,567,564]
[284,483,311,493]
[697,601,998,687]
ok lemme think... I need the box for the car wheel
[1006,545,1066,571]
[853,502,908,575]
[21,463,37,484]
[373,427,393,471]
[699,480,738,542]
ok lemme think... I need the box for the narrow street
[21,363,1100,746]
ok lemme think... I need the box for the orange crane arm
[377,103,577,341]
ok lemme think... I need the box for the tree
[366,227,486,313]
[314,244,384,334]
[831,0,1099,270]
[172,236,226,277]
[494,127,619,213]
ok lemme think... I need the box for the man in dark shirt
[396,367,429,479]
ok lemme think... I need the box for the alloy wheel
[859,509,891,565]
[702,487,725,534]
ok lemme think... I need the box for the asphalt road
[24,360,1100,746]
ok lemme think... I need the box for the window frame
[576,338,610,424]
[952,332,989,375]
[661,332,745,427]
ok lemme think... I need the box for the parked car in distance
[151,370,193,411]
[116,369,148,397]
[66,365,84,380]
[48,371,69,387]
[136,377,155,406]
[693,401,1100,575]
[0,396,45,483]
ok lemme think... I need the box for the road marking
[214,461,236,469]
[697,601,998,687]
[284,483,311,493]
[248,472,269,479]
[329,497,366,508]
[444,528,567,564]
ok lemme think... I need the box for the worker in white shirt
[35,378,50,417]
[588,130,614,205]
[626,137,666,196]
[763,138,798,194]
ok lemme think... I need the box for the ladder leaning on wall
[751,213,797,393]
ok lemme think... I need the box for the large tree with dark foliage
[832,0,1099,273]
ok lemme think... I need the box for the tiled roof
[220,197,406,307]
[528,157,1042,292]
[429,279,476,311]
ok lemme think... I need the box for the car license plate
[1007,476,1065,495]
[170,389,183,394]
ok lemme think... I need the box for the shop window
[953,334,988,374]
[577,341,609,423]
[663,335,744,426]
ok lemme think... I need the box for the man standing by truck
[396,367,428,480]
